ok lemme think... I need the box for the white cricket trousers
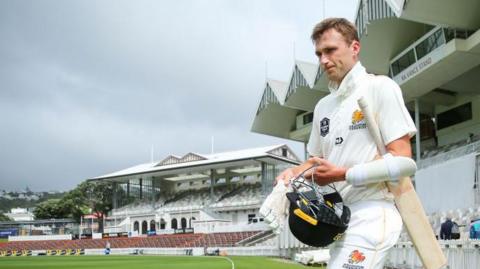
[327,200,402,269]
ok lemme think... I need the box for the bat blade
[357,97,446,269]
[392,178,446,269]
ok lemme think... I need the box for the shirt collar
[328,62,367,98]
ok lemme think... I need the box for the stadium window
[391,49,416,76]
[436,102,472,130]
[150,220,156,232]
[415,29,444,60]
[248,214,256,224]
[160,219,166,229]
[181,218,187,229]
[303,112,314,125]
[142,221,148,234]
[171,218,178,229]
[282,148,288,157]
[133,221,139,232]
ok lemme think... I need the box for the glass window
[416,29,444,60]
[303,112,314,125]
[391,49,416,76]
[437,102,472,130]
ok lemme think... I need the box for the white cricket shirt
[307,62,416,204]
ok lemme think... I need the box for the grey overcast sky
[0,0,358,191]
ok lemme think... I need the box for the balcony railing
[355,0,397,39]
[256,84,280,115]
[389,26,476,78]
[285,65,309,100]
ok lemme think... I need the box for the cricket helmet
[287,166,351,247]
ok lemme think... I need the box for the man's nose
[320,54,329,66]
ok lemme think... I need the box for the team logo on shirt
[349,109,366,131]
[320,117,330,137]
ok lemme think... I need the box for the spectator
[440,218,453,240]
[105,241,111,255]
[451,220,460,239]
[470,219,480,239]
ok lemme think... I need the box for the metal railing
[256,84,280,115]
[285,65,309,101]
[355,0,397,39]
[389,26,476,78]
[387,240,480,269]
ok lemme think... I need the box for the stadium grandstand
[0,145,299,257]
[90,144,300,237]
[252,0,480,268]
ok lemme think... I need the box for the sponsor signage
[0,229,18,238]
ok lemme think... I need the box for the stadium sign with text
[394,45,445,85]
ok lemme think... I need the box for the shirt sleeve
[307,106,323,157]
[375,76,417,145]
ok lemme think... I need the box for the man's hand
[275,157,347,186]
[275,167,296,186]
[307,157,347,185]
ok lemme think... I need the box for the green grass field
[0,255,313,269]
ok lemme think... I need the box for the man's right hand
[275,167,296,186]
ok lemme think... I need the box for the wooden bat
[358,97,447,269]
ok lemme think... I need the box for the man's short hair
[311,18,359,44]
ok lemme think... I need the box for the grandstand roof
[251,0,480,153]
[89,144,300,181]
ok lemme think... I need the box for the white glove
[259,183,291,234]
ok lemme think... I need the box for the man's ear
[351,40,361,57]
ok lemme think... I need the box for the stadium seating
[419,134,480,168]
[0,231,261,251]
[210,183,262,208]
[398,205,480,242]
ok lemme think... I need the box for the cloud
[0,0,357,191]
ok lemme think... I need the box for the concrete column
[304,142,308,161]
[415,99,421,161]
[112,182,118,209]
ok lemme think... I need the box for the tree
[31,181,113,232]
[56,181,113,232]
[77,181,113,233]
[33,199,69,219]
[0,212,11,221]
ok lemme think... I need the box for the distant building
[5,208,34,222]
[88,144,300,235]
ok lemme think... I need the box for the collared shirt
[307,62,416,204]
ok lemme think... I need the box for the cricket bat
[358,97,447,269]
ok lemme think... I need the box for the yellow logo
[351,110,364,124]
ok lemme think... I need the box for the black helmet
[286,167,351,247]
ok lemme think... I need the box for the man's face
[314,28,360,84]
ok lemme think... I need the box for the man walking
[276,18,416,269]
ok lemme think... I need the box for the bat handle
[358,97,387,156]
